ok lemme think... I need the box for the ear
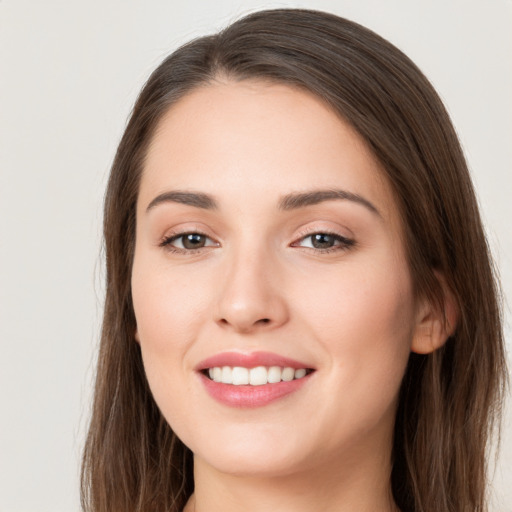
[411,272,459,354]
[134,329,140,344]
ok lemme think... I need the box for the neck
[186,442,399,512]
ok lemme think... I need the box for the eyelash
[292,229,356,254]
[159,230,355,255]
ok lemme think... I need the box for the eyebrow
[146,191,219,212]
[279,189,381,216]
[145,188,380,216]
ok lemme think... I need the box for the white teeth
[213,367,222,382]
[232,367,249,385]
[249,366,268,386]
[267,366,282,383]
[221,366,233,384]
[281,367,295,382]
[294,368,307,379]
[206,365,310,385]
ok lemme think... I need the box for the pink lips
[196,351,314,408]
[196,351,311,371]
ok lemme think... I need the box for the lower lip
[199,372,312,408]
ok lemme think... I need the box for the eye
[161,232,218,251]
[293,232,355,251]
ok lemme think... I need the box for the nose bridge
[214,235,288,332]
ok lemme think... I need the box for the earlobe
[411,273,459,355]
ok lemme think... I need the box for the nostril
[216,313,282,332]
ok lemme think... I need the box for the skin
[131,80,449,512]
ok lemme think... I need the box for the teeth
[206,366,310,385]
[294,368,306,379]
[221,366,233,384]
[268,366,282,384]
[232,367,249,385]
[249,366,267,386]
[281,367,295,382]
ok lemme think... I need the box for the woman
[81,9,507,512]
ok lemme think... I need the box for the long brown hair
[81,9,507,512]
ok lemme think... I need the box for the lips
[196,351,313,370]
[196,351,315,408]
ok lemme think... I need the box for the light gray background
[1,1,510,511]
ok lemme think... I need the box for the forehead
[139,79,400,226]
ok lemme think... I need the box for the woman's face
[132,80,423,478]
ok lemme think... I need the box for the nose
[214,246,289,334]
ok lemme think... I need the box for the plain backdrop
[0,1,511,511]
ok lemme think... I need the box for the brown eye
[182,233,207,249]
[294,232,355,252]
[161,232,217,251]
[310,233,337,249]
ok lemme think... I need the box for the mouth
[202,366,314,385]
[196,352,316,407]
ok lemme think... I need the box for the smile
[196,351,316,407]
[206,366,311,385]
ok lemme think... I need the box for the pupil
[183,234,205,249]
[312,233,334,249]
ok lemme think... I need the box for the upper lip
[195,351,314,371]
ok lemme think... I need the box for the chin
[199,449,309,478]
[182,424,315,478]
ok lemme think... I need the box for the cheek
[132,256,206,352]
[293,262,414,450]
[299,257,414,337]
[130,256,201,407]
[131,259,204,429]
[294,256,415,405]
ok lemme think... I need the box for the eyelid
[158,222,218,244]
